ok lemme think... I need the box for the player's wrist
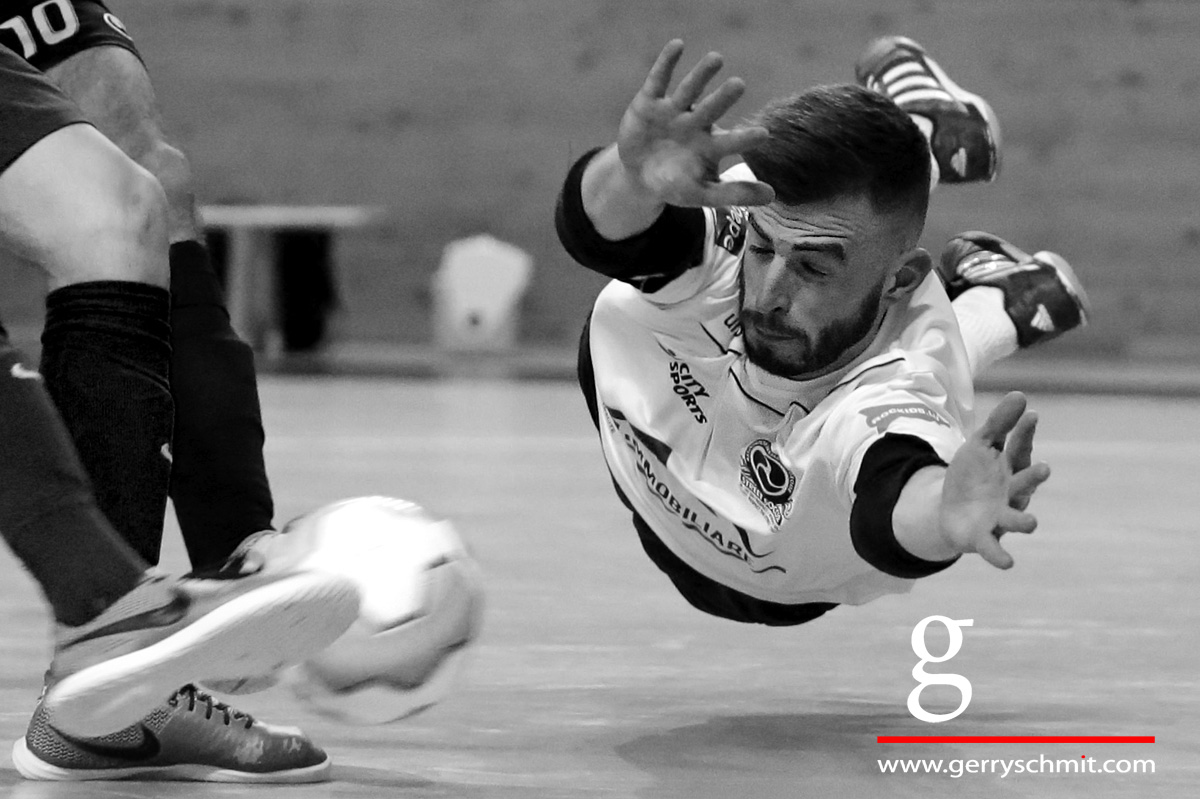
[582,145,669,240]
[894,466,960,562]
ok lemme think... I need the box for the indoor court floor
[0,376,1195,799]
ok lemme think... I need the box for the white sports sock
[953,286,1018,377]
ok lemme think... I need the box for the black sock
[40,281,174,567]
[169,240,274,571]
[0,327,147,626]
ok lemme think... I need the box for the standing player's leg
[856,36,1090,375]
[0,2,333,782]
[0,315,357,749]
[0,48,359,750]
[0,20,152,634]
[40,16,274,572]
[0,58,175,570]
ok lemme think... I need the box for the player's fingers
[688,77,748,128]
[711,124,770,158]
[975,533,1014,570]
[1009,462,1051,505]
[975,392,1027,450]
[701,179,776,208]
[1012,460,1051,511]
[672,51,725,110]
[996,507,1038,535]
[642,39,685,98]
[1006,411,1038,473]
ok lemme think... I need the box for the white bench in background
[200,204,385,351]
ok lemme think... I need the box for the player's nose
[757,256,797,314]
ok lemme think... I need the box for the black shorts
[576,314,839,627]
[0,0,141,71]
[0,45,87,174]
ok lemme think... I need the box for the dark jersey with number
[0,0,140,71]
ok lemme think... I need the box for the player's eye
[787,257,827,278]
[747,244,773,258]
[801,260,827,277]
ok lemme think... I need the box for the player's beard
[739,271,885,379]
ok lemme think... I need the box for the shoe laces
[169,684,254,729]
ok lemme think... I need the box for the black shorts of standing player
[0,34,85,170]
[0,0,140,70]
[576,313,839,627]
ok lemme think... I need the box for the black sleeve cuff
[554,147,706,292]
[850,433,959,579]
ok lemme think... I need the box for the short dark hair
[742,84,930,226]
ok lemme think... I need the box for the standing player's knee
[3,124,170,289]
[50,154,170,289]
[96,158,170,285]
[124,163,171,276]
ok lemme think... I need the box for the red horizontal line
[878,736,1155,744]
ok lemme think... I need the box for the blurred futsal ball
[279,496,483,724]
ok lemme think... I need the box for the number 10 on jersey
[0,0,79,59]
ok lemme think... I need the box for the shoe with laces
[45,569,360,737]
[856,35,1001,184]
[12,684,330,782]
[940,231,1091,347]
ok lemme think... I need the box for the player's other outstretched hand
[939,392,1051,569]
[616,40,775,209]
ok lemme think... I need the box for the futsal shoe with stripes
[44,569,359,737]
[855,35,1001,185]
[12,684,330,782]
[940,232,1091,347]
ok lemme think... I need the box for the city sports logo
[909,615,974,723]
[738,439,795,530]
[668,360,709,424]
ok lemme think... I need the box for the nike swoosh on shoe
[53,723,161,761]
[66,594,190,647]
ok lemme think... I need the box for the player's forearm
[580,144,668,241]
[892,465,960,562]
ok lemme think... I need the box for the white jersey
[585,204,976,607]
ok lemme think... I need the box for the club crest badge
[739,439,796,530]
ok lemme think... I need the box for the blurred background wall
[2,0,1197,362]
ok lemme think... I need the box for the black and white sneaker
[940,232,1091,348]
[45,571,359,737]
[14,684,331,782]
[856,35,1001,184]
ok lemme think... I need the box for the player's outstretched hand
[938,392,1052,569]
[616,40,775,209]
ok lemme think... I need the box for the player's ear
[884,247,932,300]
